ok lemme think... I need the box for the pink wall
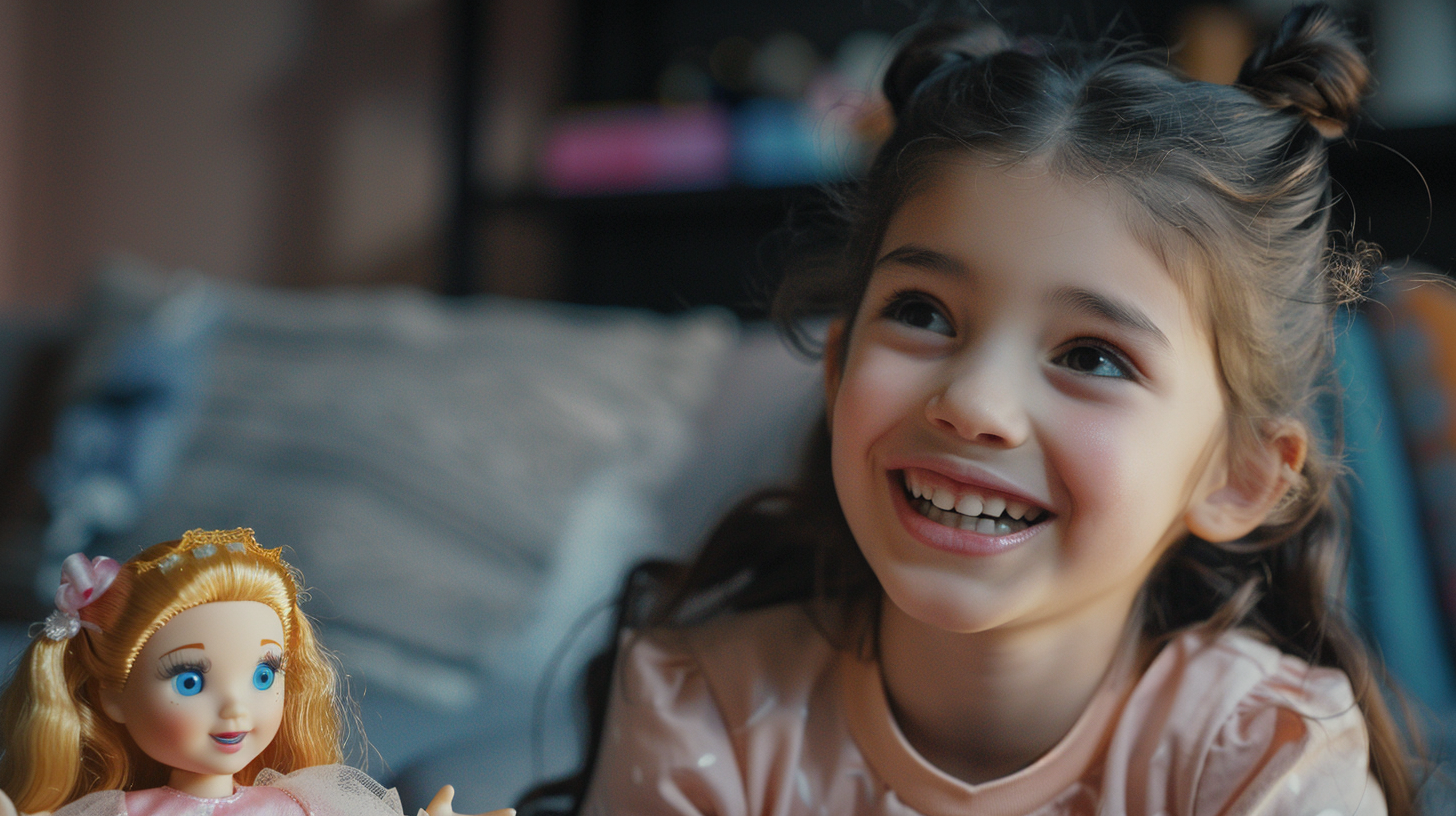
[0,0,453,308]
[0,0,21,306]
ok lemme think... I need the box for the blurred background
[1,0,1455,811]
[0,0,1450,312]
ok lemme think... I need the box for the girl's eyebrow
[874,244,970,278]
[1045,286,1170,349]
[160,643,205,657]
[261,639,281,649]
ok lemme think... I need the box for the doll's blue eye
[253,664,275,690]
[173,671,204,696]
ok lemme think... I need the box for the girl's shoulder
[1109,627,1382,814]
[587,604,853,814]
[1142,627,1360,722]
[620,602,841,715]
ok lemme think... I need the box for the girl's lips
[888,471,1050,556]
[211,732,247,753]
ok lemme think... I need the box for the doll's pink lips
[211,732,247,750]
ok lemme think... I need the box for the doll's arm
[420,785,514,816]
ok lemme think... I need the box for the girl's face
[828,159,1229,636]
[101,601,286,779]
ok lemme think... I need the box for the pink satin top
[582,604,1385,815]
[50,765,411,816]
[122,785,305,816]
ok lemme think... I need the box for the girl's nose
[924,351,1031,447]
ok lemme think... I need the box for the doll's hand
[421,784,514,816]
[0,789,44,816]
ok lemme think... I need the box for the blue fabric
[1337,314,1456,716]
[35,280,225,599]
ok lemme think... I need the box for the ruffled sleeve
[1103,630,1388,816]
[1190,655,1386,816]
[255,765,409,816]
[581,629,749,816]
[1188,664,1380,816]
[51,790,126,816]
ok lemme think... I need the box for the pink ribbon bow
[40,553,121,640]
[56,553,120,615]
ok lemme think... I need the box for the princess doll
[0,529,511,816]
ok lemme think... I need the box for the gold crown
[133,528,286,574]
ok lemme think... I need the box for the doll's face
[101,601,286,779]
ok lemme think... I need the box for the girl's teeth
[912,499,1038,534]
[902,473,1050,534]
[955,494,983,516]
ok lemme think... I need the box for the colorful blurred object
[538,28,893,195]
[538,104,733,195]
[1368,274,1456,663]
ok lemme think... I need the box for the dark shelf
[501,183,825,316]
[448,0,1456,301]
[1330,123,1456,273]
[471,182,820,213]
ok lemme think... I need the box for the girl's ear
[1185,420,1308,542]
[98,684,127,724]
[823,319,848,425]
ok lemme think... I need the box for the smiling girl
[526,4,1416,815]
[0,530,506,816]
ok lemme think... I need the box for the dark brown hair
[522,5,1421,813]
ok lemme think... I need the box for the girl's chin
[878,577,1023,635]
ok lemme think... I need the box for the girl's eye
[1055,344,1132,379]
[883,292,954,336]
[173,671,204,697]
[253,663,276,691]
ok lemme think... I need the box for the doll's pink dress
[51,764,427,816]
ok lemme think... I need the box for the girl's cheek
[838,346,932,423]
[1052,408,1136,509]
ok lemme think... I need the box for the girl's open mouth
[211,732,247,746]
[901,469,1051,535]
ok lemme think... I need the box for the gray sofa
[0,261,822,812]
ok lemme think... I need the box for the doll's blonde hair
[0,530,343,812]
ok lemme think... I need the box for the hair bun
[883,20,1006,118]
[1236,3,1370,138]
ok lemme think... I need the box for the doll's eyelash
[261,652,286,673]
[156,654,211,680]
